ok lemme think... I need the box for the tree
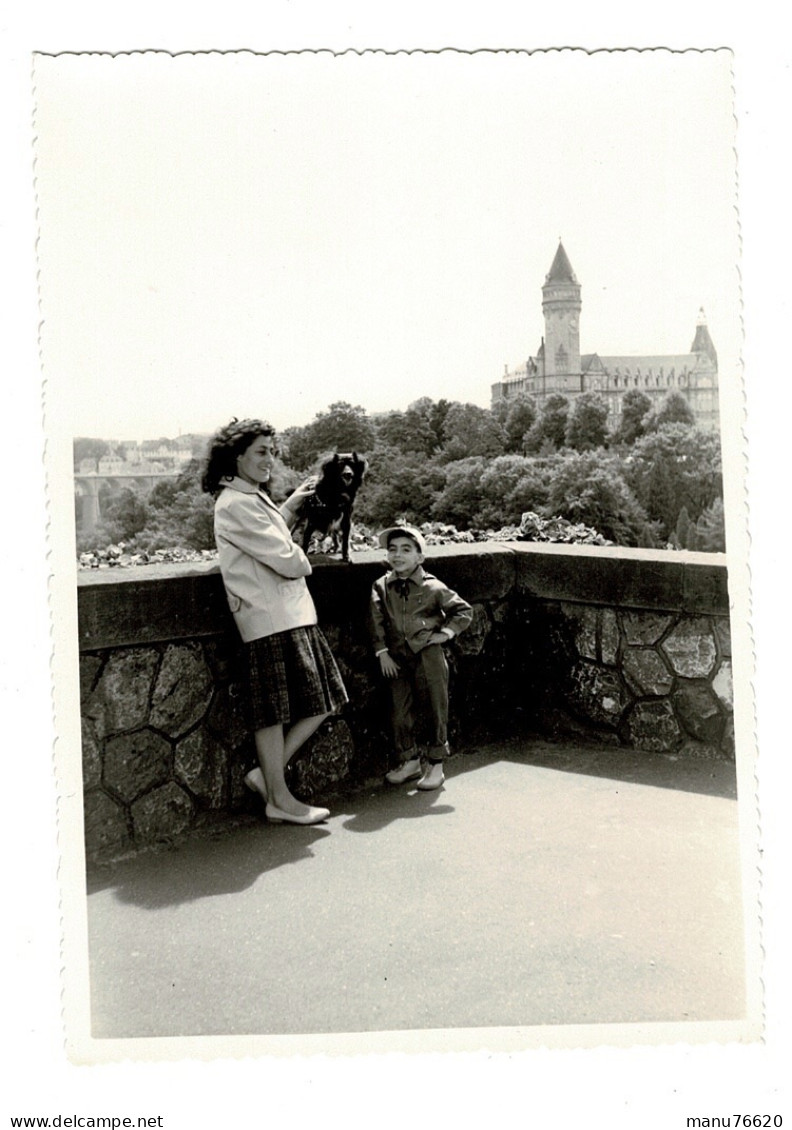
[375,408,436,455]
[91,486,149,545]
[641,455,679,540]
[612,389,651,445]
[672,505,698,550]
[414,397,453,451]
[431,400,451,444]
[280,424,315,470]
[408,399,449,454]
[311,401,376,453]
[542,452,655,546]
[524,394,569,452]
[129,478,215,552]
[355,448,443,528]
[430,457,488,527]
[476,454,554,528]
[644,391,696,431]
[73,437,109,470]
[502,394,538,453]
[625,423,722,540]
[504,456,560,521]
[565,392,609,451]
[441,403,506,462]
[282,401,376,470]
[148,478,179,509]
[180,494,216,549]
[694,497,726,552]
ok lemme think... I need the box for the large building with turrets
[491,242,720,432]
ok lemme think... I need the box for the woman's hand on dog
[285,477,318,512]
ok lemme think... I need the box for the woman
[202,418,348,825]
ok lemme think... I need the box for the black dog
[299,452,367,561]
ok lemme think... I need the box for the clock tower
[542,241,582,394]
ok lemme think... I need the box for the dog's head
[317,452,367,493]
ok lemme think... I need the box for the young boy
[369,525,473,790]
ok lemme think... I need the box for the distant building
[141,442,175,461]
[114,438,192,470]
[119,440,142,465]
[97,450,125,475]
[491,242,720,432]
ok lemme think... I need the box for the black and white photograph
[8,15,788,1121]
[32,47,761,1060]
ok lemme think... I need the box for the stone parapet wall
[516,599,733,756]
[77,543,732,860]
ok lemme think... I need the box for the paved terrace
[86,739,746,1041]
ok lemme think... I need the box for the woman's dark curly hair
[201,417,277,496]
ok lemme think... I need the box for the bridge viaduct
[74,471,180,536]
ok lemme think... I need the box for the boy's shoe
[385,757,422,785]
[416,762,445,791]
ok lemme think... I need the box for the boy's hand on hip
[427,631,450,645]
[379,652,400,679]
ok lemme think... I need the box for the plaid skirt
[245,625,348,729]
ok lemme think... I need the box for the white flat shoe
[265,802,330,826]
[244,768,268,803]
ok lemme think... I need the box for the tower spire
[545,240,578,285]
[691,307,718,367]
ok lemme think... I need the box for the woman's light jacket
[214,477,317,643]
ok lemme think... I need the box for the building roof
[544,241,578,285]
[583,353,697,372]
[690,309,718,367]
[502,350,713,384]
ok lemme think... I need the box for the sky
[34,49,740,442]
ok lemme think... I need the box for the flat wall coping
[76,540,726,588]
[75,542,518,586]
[507,542,730,615]
[77,542,729,652]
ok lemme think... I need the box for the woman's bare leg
[283,712,330,761]
[246,713,330,799]
[254,723,327,819]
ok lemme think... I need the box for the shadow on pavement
[338,784,454,833]
[452,738,738,800]
[87,788,457,909]
[86,819,331,907]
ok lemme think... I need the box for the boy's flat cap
[378,525,427,554]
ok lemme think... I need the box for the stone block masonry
[77,543,733,861]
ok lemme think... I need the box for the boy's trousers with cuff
[388,643,450,761]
